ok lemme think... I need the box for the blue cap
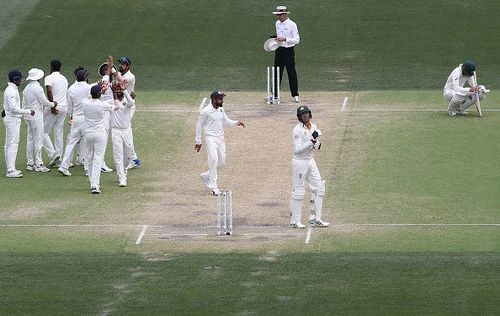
[8,69,23,81]
[90,85,101,97]
[210,90,226,99]
[76,69,87,81]
[118,56,131,65]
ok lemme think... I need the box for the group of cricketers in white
[2,56,141,194]
[2,52,489,226]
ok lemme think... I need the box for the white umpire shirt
[292,123,318,160]
[275,18,300,47]
[195,103,238,144]
[22,81,55,121]
[44,71,68,108]
[4,82,30,118]
[443,64,475,96]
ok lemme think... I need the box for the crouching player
[110,81,135,187]
[289,105,329,228]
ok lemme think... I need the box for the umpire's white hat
[273,6,290,14]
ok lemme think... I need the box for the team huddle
[2,56,141,194]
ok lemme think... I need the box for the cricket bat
[474,72,482,117]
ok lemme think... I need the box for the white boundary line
[135,225,148,245]
[341,96,348,111]
[305,227,312,244]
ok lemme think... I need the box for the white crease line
[135,225,148,245]
[333,223,500,227]
[305,227,312,244]
[341,97,348,111]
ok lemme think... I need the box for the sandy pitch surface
[141,92,349,243]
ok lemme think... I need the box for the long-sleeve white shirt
[443,64,475,96]
[83,98,114,134]
[276,18,300,47]
[3,82,30,118]
[122,70,136,94]
[195,103,238,144]
[22,81,55,121]
[67,81,91,117]
[111,90,135,129]
[292,122,319,160]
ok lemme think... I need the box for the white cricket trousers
[3,116,22,172]
[60,115,86,170]
[204,135,226,190]
[111,127,134,182]
[290,157,326,224]
[85,131,107,189]
[43,107,67,158]
[25,118,44,166]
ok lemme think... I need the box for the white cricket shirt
[44,71,68,107]
[83,98,114,134]
[443,64,475,96]
[22,81,54,121]
[275,18,300,47]
[111,91,135,129]
[292,122,318,160]
[3,82,30,118]
[195,103,238,144]
[67,81,91,117]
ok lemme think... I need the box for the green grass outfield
[1,1,500,315]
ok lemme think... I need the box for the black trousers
[274,46,299,97]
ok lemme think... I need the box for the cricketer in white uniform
[290,105,329,228]
[110,82,135,187]
[83,85,116,194]
[3,69,34,178]
[195,91,245,196]
[22,68,56,172]
[117,56,141,170]
[58,69,91,176]
[444,61,489,116]
[43,60,68,166]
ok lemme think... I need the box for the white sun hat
[263,38,281,52]
[26,68,44,81]
[273,6,290,15]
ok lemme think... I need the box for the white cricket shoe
[200,173,211,189]
[26,164,34,171]
[58,167,72,176]
[91,187,101,194]
[6,170,23,178]
[126,159,142,170]
[101,165,113,173]
[119,178,127,187]
[292,96,300,103]
[49,154,61,167]
[34,165,51,173]
[290,222,306,229]
[212,188,221,196]
[309,219,330,227]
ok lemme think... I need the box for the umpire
[272,5,300,103]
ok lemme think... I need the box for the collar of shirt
[7,82,18,90]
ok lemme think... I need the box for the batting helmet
[118,56,131,65]
[296,105,312,118]
[8,69,22,82]
[462,61,476,77]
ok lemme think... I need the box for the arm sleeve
[35,86,55,110]
[7,91,30,115]
[452,76,471,95]
[223,112,238,127]
[287,21,300,45]
[123,90,135,107]
[195,112,206,144]
[66,92,74,116]
[293,138,314,155]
